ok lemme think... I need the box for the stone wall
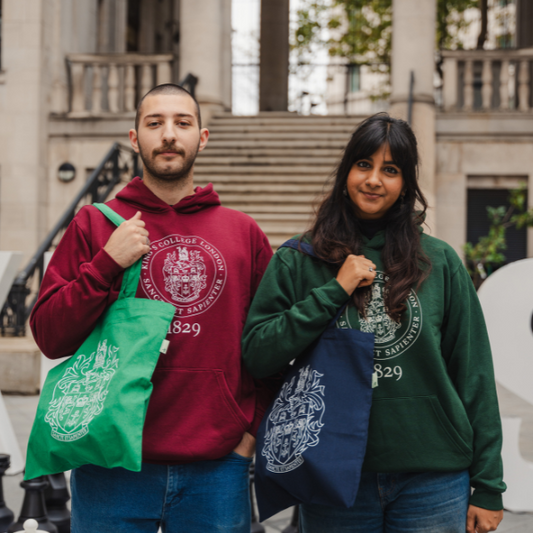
[436,113,533,257]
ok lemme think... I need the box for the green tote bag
[25,203,175,480]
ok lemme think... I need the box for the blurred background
[0,1,532,531]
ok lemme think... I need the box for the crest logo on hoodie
[342,270,422,360]
[141,235,227,316]
[163,247,207,303]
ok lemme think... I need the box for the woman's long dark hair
[309,113,431,321]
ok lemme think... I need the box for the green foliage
[463,186,533,289]
[294,0,392,64]
[293,0,478,98]
[436,0,478,49]
[294,2,327,50]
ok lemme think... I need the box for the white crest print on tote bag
[45,339,119,442]
[261,365,325,473]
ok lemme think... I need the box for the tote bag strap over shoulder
[279,238,317,258]
[93,203,142,300]
[93,202,126,226]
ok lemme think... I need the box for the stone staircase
[194,113,366,247]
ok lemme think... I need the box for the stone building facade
[1,0,531,265]
[0,0,232,262]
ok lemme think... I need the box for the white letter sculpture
[478,258,533,512]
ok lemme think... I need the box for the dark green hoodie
[242,230,505,510]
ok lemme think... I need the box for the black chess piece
[8,477,57,533]
[43,474,70,533]
[281,506,299,533]
[0,455,15,533]
[249,461,265,533]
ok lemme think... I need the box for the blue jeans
[70,452,252,533]
[300,471,470,533]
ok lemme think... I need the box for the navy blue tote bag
[254,239,375,521]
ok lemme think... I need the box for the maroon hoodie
[30,177,274,464]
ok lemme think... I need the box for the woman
[242,114,505,533]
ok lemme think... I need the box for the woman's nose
[366,170,381,186]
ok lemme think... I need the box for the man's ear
[129,129,140,154]
[198,128,209,153]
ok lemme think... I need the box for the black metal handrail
[0,143,140,336]
[179,73,199,98]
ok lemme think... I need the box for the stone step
[208,125,357,134]
[219,193,323,205]
[198,113,345,249]
[248,212,313,222]
[211,113,365,126]
[194,165,334,175]
[195,175,330,184]
[206,132,351,141]
[254,222,309,235]
[195,183,324,194]
[203,140,347,149]
[224,203,316,213]
[199,148,344,157]
[195,156,339,166]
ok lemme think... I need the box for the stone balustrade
[66,53,174,117]
[441,49,533,112]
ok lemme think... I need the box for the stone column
[259,0,289,112]
[139,0,156,53]
[50,0,99,115]
[97,0,127,53]
[389,0,437,235]
[180,0,232,124]
[0,0,49,260]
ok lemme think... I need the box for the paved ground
[2,383,533,532]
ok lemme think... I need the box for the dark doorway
[127,0,141,52]
[467,188,528,265]
[517,0,533,49]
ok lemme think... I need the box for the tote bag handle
[93,203,143,300]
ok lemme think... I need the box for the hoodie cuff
[86,249,125,286]
[312,278,351,310]
[469,489,503,511]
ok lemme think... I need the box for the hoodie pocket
[143,368,250,462]
[365,395,473,471]
[213,369,250,431]
[427,396,473,458]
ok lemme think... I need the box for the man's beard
[137,139,199,183]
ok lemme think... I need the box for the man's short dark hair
[135,84,202,130]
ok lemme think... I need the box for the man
[30,84,273,533]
